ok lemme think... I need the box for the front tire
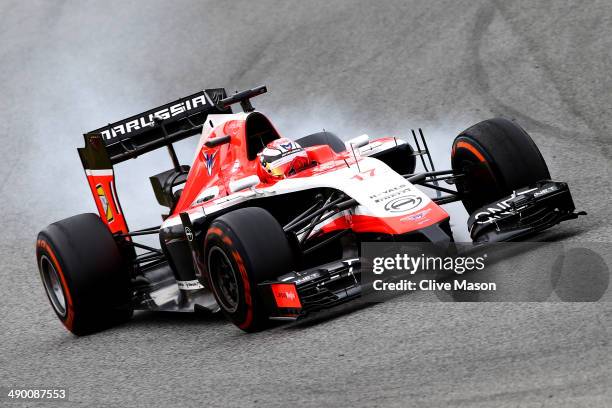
[204,207,294,332]
[451,118,551,213]
[36,213,133,335]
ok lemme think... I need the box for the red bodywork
[168,116,449,237]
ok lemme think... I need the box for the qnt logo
[384,195,422,213]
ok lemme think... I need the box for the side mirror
[229,175,261,193]
[205,135,231,148]
[346,134,369,149]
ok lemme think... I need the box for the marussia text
[373,279,497,291]
[99,94,208,140]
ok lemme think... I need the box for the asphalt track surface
[1,1,611,407]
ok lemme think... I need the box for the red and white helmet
[259,138,309,179]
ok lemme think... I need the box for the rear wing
[77,88,230,234]
[81,88,229,165]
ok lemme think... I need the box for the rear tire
[36,213,133,336]
[204,207,294,332]
[451,118,550,213]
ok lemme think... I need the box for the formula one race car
[36,86,583,334]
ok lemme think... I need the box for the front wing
[258,179,584,319]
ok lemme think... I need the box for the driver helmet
[259,138,309,179]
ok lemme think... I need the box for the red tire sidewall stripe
[231,249,253,330]
[205,228,254,330]
[36,239,75,331]
[455,141,486,163]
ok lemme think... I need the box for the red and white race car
[36,86,582,334]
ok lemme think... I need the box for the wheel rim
[208,246,240,313]
[39,255,67,317]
